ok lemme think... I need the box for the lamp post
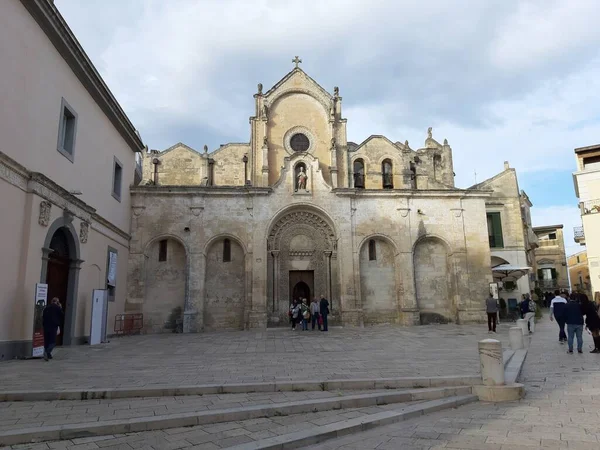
[242,154,248,185]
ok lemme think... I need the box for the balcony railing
[581,199,600,215]
[574,226,585,243]
[539,280,558,289]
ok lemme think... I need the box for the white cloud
[531,205,585,257]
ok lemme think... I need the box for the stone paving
[302,317,600,450]
[0,389,389,433]
[1,324,510,391]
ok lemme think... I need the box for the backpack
[528,300,536,313]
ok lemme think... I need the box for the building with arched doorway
[0,0,144,359]
[127,64,499,331]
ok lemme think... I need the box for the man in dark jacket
[319,294,329,332]
[564,295,584,354]
[42,297,63,361]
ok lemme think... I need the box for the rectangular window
[159,239,167,262]
[56,98,77,162]
[112,156,123,201]
[106,248,117,302]
[486,212,504,248]
[548,232,556,240]
[577,256,580,263]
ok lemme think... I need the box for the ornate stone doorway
[267,209,337,326]
[289,271,313,303]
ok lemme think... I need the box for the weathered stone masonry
[127,66,495,332]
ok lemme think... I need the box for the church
[128,59,496,333]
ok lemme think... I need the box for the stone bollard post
[516,319,528,336]
[478,339,505,386]
[509,327,524,350]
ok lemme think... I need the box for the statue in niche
[295,164,308,191]
[263,135,268,146]
[330,137,336,150]
[262,101,268,119]
[333,86,339,98]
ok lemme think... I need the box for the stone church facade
[128,64,495,332]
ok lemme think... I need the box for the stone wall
[204,238,246,330]
[359,238,397,324]
[143,238,186,333]
[414,237,452,324]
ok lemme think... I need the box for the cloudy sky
[56,0,599,256]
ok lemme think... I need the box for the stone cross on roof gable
[292,56,302,68]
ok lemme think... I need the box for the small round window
[290,133,310,152]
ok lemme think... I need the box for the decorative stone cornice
[20,0,144,153]
[0,151,130,242]
[131,185,272,197]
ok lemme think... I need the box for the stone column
[324,251,332,304]
[63,258,83,345]
[517,318,528,336]
[185,252,205,333]
[509,327,524,350]
[262,142,269,187]
[478,339,505,386]
[271,250,280,315]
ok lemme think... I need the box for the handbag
[303,311,310,320]
[318,316,323,326]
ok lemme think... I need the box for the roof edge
[22,0,144,153]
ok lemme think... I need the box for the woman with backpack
[290,299,301,331]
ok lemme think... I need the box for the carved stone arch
[268,88,331,117]
[358,233,399,256]
[268,209,336,252]
[412,234,452,256]
[266,207,338,326]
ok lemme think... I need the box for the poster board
[32,283,48,357]
[107,251,117,287]
[489,282,499,300]
[90,289,108,345]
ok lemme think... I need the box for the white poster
[489,282,499,300]
[32,283,48,357]
[107,251,117,287]
[90,290,108,345]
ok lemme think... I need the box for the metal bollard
[478,339,505,386]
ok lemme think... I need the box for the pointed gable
[264,68,332,113]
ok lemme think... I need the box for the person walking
[300,298,310,331]
[550,290,568,343]
[319,294,330,332]
[524,295,537,334]
[310,297,320,331]
[580,293,600,353]
[520,294,531,332]
[290,299,300,331]
[42,297,63,361]
[486,294,499,333]
[564,294,584,354]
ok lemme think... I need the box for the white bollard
[516,319,528,336]
[509,327,524,350]
[478,339,505,386]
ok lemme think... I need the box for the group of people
[485,292,537,334]
[549,290,600,354]
[289,295,330,331]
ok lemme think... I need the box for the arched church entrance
[267,209,337,326]
[42,219,80,346]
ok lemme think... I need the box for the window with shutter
[486,212,504,248]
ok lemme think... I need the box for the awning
[492,264,532,281]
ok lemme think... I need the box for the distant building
[0,0,144,359]
[572,144,600,301]
[532,225,569,293]
[568,250,592,298]
[474,162,538,299]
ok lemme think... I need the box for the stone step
[0,375,481,402]
[227,395,479,450]
[505,348,528,384]
[0,386,472,446]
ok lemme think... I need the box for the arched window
[368,239,376,261]
[409,162,417,189]
[382,159,393,189]
[223,239,231,262]
[353,159,365,188]
[158,239,167,262]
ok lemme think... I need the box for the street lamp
[242,154,248,185]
